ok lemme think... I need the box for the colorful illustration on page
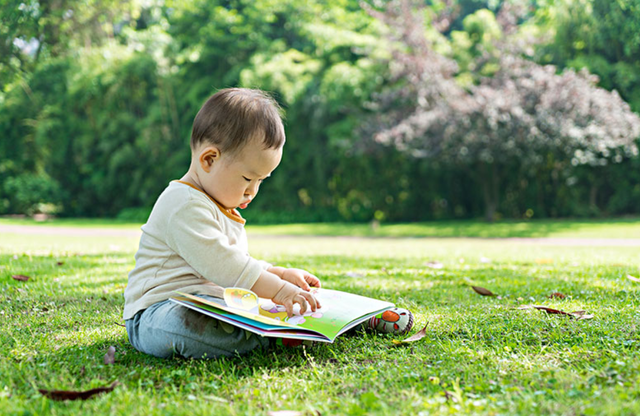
[224,287,260,315]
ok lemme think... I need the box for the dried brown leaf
[570,310,594,320]
[517,305,593,319]
[56,261,64,266]
[11,275,30,282]
[626,274,640,283]
[531,305,571,315]
[390,324,428,347]
[472,286,496,296]
[548,292,566,299]
[443,390,458,402]
[104,346,115,365]
[39,381,119,401]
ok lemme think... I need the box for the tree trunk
[589,183,598,212]
[480,162,500,222]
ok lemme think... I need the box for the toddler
[123,88,412,359]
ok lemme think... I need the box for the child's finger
[302,292,318,312]
[299,279,311,291]
[306,274,321,288]
[297,296,308,315]
[284,300,294,318]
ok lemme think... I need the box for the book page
[256,288,393,339]
[174,288,393,340]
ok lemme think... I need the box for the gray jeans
[125,295,270,359]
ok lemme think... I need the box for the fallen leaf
[531,305,571,316]
[39,381,119,401]
[517,305,593,319]
[548,292,566,299]
[11,275,30,282]
[425,261,444,269]
[569,310,594,320]
[626,274,640,283]
[472,286,497,296]
[390,324,428,347]
[443,390,458,402]
[56,261,64,266]
[104,346,115,365]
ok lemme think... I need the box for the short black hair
[191,88,285,156]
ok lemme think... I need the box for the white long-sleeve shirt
[123,180,269,320]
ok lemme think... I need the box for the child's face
[199,140,283,210]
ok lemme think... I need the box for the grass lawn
[1,219,639,415]
[2,216,640,238]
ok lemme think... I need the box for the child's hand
[272,281,320,318]
[281,268,321,291]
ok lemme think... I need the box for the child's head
[187,88,285,210]
[191,88,285,157]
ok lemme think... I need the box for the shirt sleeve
[164,197,264,289]
[257,260,273,270]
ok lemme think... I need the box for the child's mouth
[238,201,250,209]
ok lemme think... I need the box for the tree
[536,0,640,112]
[362,0,640,221]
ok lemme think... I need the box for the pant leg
[126,295,269,359]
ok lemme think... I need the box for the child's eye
[242,176,251,182]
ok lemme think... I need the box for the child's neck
[179,171,201,189]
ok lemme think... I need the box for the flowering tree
[361,0,640,221]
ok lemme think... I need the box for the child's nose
[246,182,259,197]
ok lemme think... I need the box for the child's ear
[199,146,221,172]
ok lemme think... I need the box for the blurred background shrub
[1,0,639,222]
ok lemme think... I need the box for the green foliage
[116,207,153,222]
[1,0,639,222]
[537,0,640,112]
[2,172,62,215]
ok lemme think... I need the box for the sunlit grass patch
[1,222,639,415]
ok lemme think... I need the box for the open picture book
[170,287,394,343]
